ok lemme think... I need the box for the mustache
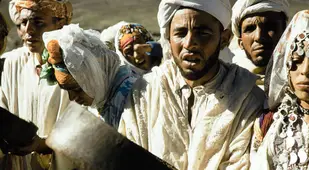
[22,34,39,41]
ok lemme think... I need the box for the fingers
[134,44,152,54]
[47,40,63,65]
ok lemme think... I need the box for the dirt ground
[0,0,308,52]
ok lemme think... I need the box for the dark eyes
[173,30,211,37]
[20,20,46,27]
[243,25,256,33]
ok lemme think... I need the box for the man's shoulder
[1,47,27,62]
[222,63,264,102]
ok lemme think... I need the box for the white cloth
[43,24,121,108]
[157,0,232,62]
[268,10,309,109]
[100,21,128,51]
[118,58,265,170]
[9,0,21,25]
[251,10,309,169]
[231,0,289,38]
[0,46,71,170]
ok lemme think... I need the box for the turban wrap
[231,0,289,38]
[9,0,73,25]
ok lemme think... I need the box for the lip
[182,52,201,66]
[295,81,309,90]
[253,45,273,52]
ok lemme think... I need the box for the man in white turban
[118,0,265,169]
[0,0,73,169]
[231,0,289,90]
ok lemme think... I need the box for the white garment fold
[119,58,265,170]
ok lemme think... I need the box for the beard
[244,50,271,67]
[175,43,221,81]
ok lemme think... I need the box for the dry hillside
[0,0,308,51]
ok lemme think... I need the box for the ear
[238,38,244,50]
[220,29,232,50]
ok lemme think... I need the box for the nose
[183,32,199,51]
[254,26,268,43]
[300,57,309,76]
[25,20,35,35]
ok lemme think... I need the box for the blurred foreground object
[46,102,176,170]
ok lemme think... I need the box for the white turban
[9,0,73,25]
[9,0,21,25]
[231,0,289,38]
[157,0,231,61]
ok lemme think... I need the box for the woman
[253,10,309,170]
[42,24,137,128]
[102,22,162,75]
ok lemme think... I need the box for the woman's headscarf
[114,23,154,75]
[9,0,73,25]
[268,10,309,109]
[43,24,121,108]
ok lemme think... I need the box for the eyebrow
[173,25,213,32]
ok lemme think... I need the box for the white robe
[118,59,265,170]
[0,46,70,170]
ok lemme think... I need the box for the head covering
[100,21,128,51]
[231,0,289,38]
[157,0,231,61]
[114,23,154,75]
[267,10,309,109]
[9,0,73,25]
[43,24,121,108]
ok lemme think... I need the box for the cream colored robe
[0,46,70,170]
[119,59,265,170]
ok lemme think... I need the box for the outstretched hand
[7,135,52,156]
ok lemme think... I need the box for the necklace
[298,104,309,115]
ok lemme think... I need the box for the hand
[47,40,63,65]
[133,44,152,64]
[7,135,52,156]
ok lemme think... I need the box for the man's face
[19,9,58,53]
[290,54,309,103]
[239,12,286,67]
[169,8,222,80]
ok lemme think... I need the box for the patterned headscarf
[118,24,153,51]
[267,10,309,109]
[9,0,73,25]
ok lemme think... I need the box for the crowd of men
[0,0,309,169]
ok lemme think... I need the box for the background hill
[1,0,308,52]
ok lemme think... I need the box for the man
[231,0,289,89]
[118,0,265,169]
[0,0,73,169]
